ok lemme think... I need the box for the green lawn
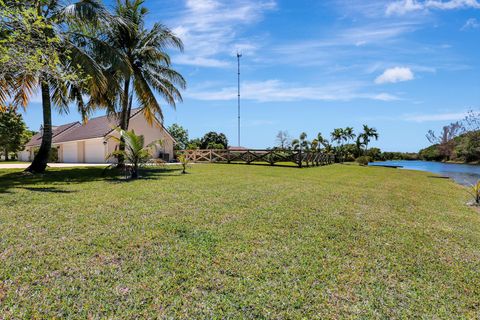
[1,164,479,318]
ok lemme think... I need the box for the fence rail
[178,149,335,168]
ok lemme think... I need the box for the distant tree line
[167,123,419,164]
[167,124,229,150]
[274,125,380,163]
[420,110,480,163]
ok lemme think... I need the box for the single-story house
[19,109,176,163]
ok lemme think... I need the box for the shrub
[468,180,480,206]
[356,156,372,166]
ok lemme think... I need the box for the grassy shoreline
[1,164,479,318]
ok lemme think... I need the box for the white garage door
[62,142,78,163]
[85,140,105,163]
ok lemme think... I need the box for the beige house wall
[106,113,175,162]
[77,141,85,163]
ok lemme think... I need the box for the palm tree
[344,127,356,144]
[313,133,327,152]
[355,136,365,156]
[331,128,344,146]
[331,128,346,162]
[107,128,161,179]
[98,0,186,164]
[2,1,116,173]
[360,125,379,152]
[299,132,309,150]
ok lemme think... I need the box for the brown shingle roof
[54,113,121,144]
[26,122,80,147]
[25,109,173,147]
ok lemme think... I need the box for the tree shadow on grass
[19,187,77,193]
[0,166,183,194]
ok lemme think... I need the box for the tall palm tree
[314,133,327,151]
[2,1,117,173]
[360,125,379,152]
[343,127,356,144]
[98,0,186,164]
[331,128,344,146]
[331,128,347,162]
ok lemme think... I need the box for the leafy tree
[168,123,189,150]
[366,147,382,161]
[456,131,480,162]
[276,130,290,149]
[96,0,186,164]
[186,138,202,150]
[426,122,463,161]
[0,0,115,173]
[107,129,161,179]
[200,132,228,149]
[206,142,225,150]
[0,106,27,160]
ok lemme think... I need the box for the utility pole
[237,52,242,147]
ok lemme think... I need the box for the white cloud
[171,0,276,67]
[386,0,424,15]
[403,112,467,122]
[187,80,400,102]
[374,93,401,101]
[386,0,480,16]
[375,67,415,84]
[462,18,480,30]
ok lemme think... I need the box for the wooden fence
[178,149,335,168]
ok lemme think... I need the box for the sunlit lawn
[0,164,479,318]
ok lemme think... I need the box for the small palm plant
[177,153,190,174]
[108,129,161,179]
[468,180,480,206]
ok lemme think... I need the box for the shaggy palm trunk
[26,81,52,173]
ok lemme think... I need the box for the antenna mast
[237,52,242,147]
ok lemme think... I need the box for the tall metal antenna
[237,52,242,147]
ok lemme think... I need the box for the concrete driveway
[0,163,108,169]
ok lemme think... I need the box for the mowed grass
[0,164,480,318]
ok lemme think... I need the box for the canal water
[369,160,480,186]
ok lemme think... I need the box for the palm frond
[132,68,162,123]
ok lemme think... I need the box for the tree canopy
[168,123,189,150]
[201,132,228,149]
[0,106,27,160]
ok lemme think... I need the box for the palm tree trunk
[132,162,139,179]
[117,78,131,166]
[26,81,52,173]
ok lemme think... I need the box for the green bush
[356,156,372,166]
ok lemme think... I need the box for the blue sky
[21,0,480,151]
